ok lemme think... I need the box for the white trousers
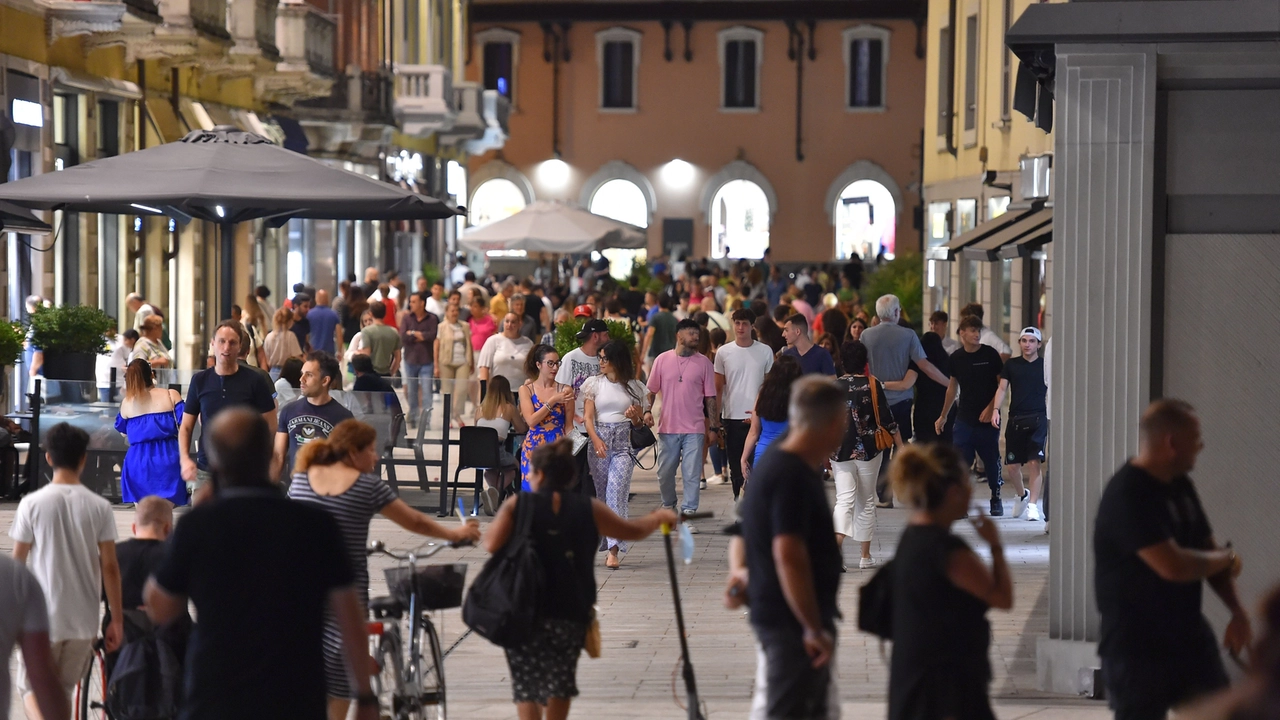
[831,455,882,542]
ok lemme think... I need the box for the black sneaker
[989,497,1004,516]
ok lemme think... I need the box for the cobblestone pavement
[2,410,1110,719]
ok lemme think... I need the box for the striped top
[288,470,398,599]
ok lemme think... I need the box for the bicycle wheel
[371,630,405,720]
[75,644,110,720]
[413,616,447,720]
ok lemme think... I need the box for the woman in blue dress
[518,344,574,492]
[742,354,803,479]
[114,358,187,506]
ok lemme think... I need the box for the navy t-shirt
[277,397,354,474]
[1000,356,1047,416]
[783,344,837,376]
[184,367,277,470]
[306,307,340,354]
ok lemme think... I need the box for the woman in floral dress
[518,344,574,491]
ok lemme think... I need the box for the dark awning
[926,202,1044,262]
[961,207,1053,261]
[0,200,52,235]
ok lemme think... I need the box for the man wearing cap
[555,318,610,498]
[990,326,1048,521]
[573,304,595,321]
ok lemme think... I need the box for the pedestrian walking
[646,319,717,520]
[741,355,803,478]
[1,552,69,720]
[361,302,401,380]
[556,319,609,500]
[130,315,173,369]
[735,377,846,720]
[115,359,187,507]
[434,302,473,424]
[912,330,954,444]
[990,326,1048,521]
[179,321,278,504]
[272,351,353,483]
[9,423,123,720]
[928,310,960,355]
[520,344,573,492]
[780,314,836,376]
[339,287,369,351]
[290,293,313,352]
[582,340,651,569]
[935,315,1006,515]
[484,439,678,720]
[264,307,304,380]
[1094,399,1249,720]
[241,293,270,369]
[289,418,480,720]
[832,341,904,571]
[475,376,527,512]
[147,408,377,720]
[888,443,1012,720]
[714,309,774,499]
[308,290,341,355]
[400,291,440,429]
[478,313,535,395]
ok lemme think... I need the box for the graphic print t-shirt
[555,348,600,431]
[277,398,355,473]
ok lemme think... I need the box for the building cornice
[472,0,925,24]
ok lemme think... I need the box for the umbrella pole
[219,222,235,320]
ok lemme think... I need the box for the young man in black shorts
[991,327,1047,521]
[936,315,1005,515]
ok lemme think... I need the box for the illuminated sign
[12,99,42,128]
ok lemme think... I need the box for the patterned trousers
[589,421,635,552]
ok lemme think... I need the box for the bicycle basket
[384,563,468,610]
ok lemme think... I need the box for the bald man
[307,289,341,355]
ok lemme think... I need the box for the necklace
[676,354,693,383]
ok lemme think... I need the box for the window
[936,25,952,147]
[988,196,1010,219]
[476,28,520,102]
[469,178,528,229]
[718,27,763,111]
[963,13,979,143]
[844,26,890,111]
[834,180,896,261]
[956,198,978,234]
[710,180,770,259]
[596,28,641,111]
[1001,0,1013,121]
[589,178,649,279]
[927,201,952,247]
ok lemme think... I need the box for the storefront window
[927,201,951,247]
[988,196,1010,220]
[956,198,978,234]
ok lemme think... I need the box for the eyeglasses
[542,359,562,367]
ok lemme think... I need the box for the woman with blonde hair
[887,443,1012,720]
[474,375,528,513]
[241,293,269,368]
[263,306,303,380]
[434,301,473,425]
[130,315,172,369]
[289,419,481,720]
[114,359,186,505]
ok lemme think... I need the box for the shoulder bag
[857,558,896,640]
[462,494,544,648]
[866,375,896,452]
[623,380,657,468]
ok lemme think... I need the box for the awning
[961,207,1053,261]
[143,99,186,144]
[926,204,1038,261]
[0,201,52,235]
[50,68,142,100]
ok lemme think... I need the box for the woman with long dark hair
[484,440,676,720]
[288,419,480,720]
[518,344,574,492]
[740,354,804,479]
[114,359,187,506]
[582,339,650,568]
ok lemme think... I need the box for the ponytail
[294,419,377,474]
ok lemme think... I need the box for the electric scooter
[661,512,714,720]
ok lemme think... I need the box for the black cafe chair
[451,426,501,516]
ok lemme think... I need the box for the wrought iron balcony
[394,65,456,137]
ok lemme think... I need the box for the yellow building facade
[920,0,1056,343]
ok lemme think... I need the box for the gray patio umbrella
[0,126,461,316]
[0,201,51,235]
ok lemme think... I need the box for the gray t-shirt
[860,322,927,405]
[0,554,48,716]
[555,347,600,430]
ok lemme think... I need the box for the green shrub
[0,319,26,367]
[553,317,637,358]
[28,305,114,355]
[862,253,924,333]
[421,262,443,287]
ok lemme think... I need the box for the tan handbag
[584,606,602,659]
[866,376,896,452]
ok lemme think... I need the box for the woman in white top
[582,339,651,568]
[477,313,535,391]
[474,375,528,515]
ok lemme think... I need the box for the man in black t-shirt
[145,408,375,720]
[1094,399,1249,720]
[272,352,353,483]
[104,497,191,669]
[937,315,1006,515]
[737,377,846,720]
[990,327,1047,521]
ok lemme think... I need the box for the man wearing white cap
[991,326,1048,521]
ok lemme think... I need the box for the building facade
[462,0,928,268]
[920,0,1055,343]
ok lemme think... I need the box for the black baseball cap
[576,319,609,340]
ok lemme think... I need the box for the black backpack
[857,559,896,640]
[107,611,182,720]
[462,494,544,648]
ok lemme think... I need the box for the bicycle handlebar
[367,539,474,560]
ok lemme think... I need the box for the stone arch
[578,161,657,226]
[823,160,903,225]
[698,160,778,221]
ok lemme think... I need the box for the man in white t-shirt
[714,309,774,499]
[9,423,123,720]
[0,555,68,720]
[556,319,608,499]
[425,280,447,320]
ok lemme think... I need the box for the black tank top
[525,491,599,624]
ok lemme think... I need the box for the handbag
[857,558,896,639]
[462,495,544,648]
[866,376,896,452]
[584,606,602,659]
[629,423,656,451]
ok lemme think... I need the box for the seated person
[351,354,403,416]
[104,496,191,665]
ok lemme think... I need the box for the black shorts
[1004,414,1048,465]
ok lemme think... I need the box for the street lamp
[661,159,695,189]
[538,158,571,189]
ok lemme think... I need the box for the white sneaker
[1012,490,1030,519]
[1027,502,1042,522]
[709,474,724,486]
[859,557,878,569]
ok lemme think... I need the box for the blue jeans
[657,433,703,512]
[404,362,434,421]
[953,420,1003,495]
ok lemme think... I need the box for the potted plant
[553,317,636,358]
[28,304,114,381]
[0,319,26,369]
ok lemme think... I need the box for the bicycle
[366,539,470,720]
[75,638,111,720]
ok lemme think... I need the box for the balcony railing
[225,0,278,61]
[296,68,393,119]
[275,1,336,77]
[394,64,456,136]
[192,0,229,38]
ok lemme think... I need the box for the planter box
[41,352,98,382]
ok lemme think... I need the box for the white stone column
[1036,44,1159,694]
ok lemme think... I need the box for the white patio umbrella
[459,200,646,254]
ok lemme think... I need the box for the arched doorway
[710,179,770,259]
[589,178,649,279]
[834,179,897,261]
[469,178,529,257]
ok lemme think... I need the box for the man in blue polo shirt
[179,320,277,504]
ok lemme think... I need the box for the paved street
[2,437,1110,719]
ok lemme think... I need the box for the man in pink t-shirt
[646,319,719,518]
